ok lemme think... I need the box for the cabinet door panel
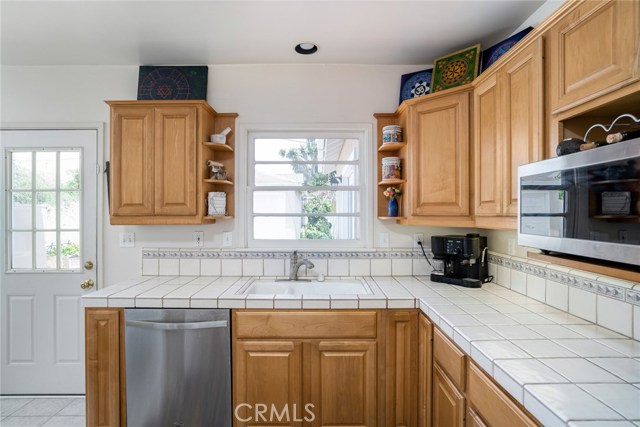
[467,407,488,427]
[549,0,639,112]
[110,106,154,216]
[410,91,470,216]
[85,309,123,427]
[503,38,544,215]
[473,73,502,216]
[309,341,377,427]
[386,311,418,427]
[467,362,539,427]
[154,107,197,215]
[234,341,303,427]
[418,315,433,427]
[433,364,465,427]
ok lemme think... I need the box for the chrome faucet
[289,251,314,280]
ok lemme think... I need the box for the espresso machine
[430,234,490,288]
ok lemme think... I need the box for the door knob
[81,279,95,289]
[84,261,94,270]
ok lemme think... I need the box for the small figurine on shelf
[206,160,229,181]
[383,186,402,217]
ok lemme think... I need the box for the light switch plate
[119,232,135,248]
[222,232,232,247]
[194,231,204,247]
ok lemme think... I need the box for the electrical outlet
[507,238,516,255]
[619,230,628,243]
[119,232,135,248]
[222,232,232,247]
[194,231,204,247]
[379,233,390,248]
[413,233,424,248]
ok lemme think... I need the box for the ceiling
[1,1,546,66]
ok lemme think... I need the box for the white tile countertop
[83,275,640,426]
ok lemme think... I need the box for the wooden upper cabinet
[502,38,544,215]
[473,38,543,228]
[547,0,640,113]
[309,341,377,427]
[110,106,155,216]
[409,87,471,217]
[153,106,197,216]
[107,100,236,225]
[474,72,502,217]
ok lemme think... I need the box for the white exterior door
[1,128,99,394]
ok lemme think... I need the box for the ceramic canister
[383,125,403,143]
[382,157,401,180]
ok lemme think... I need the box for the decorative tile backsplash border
[488,252,639,306]
[488,251,639,339]
[142,248,429,278]
[143,249,422,259]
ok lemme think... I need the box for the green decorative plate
[431,44,480,93]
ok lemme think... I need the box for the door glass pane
[7,148,83,271]
[11,192,32,229]
[11,152,32,189]
[35,231,57,269]
[60,151,80,190]
[35,151,57,189]
[60,191,80,229]
[35,192,57,229]
[60,231,81,270]
[11,232,33,269]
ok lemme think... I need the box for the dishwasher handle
[125,319,228,331]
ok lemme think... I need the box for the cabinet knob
[81,279,95,290]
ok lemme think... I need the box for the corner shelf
[378,216,407,221]
[203,215,234,223]
[203,179,233,185]
[378,142,407,152]
[203,142,234,152]
[378,179,406,186]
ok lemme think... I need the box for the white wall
[2,64,479,285]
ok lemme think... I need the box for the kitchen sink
[239,278,372,296]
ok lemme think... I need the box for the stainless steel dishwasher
[124,308,231,427]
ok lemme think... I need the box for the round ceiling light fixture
[295,42,318,55]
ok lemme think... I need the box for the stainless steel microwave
[518,138,640,266]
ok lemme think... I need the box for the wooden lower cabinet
[433,364,465,427]
[309,341,377,427]
[85,308,125,427]
[232,310,420,427]
[418,314,433,427]
[384,310,418,427]
[233,341,303,427]
[467,407,488,427]
[467,362,539,427]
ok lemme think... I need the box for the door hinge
[96,163,100,175]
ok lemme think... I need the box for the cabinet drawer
[467,362,539,427]
[234,310,378,339]
[433,327,466,391]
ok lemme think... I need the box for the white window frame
[239,124,373,249]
